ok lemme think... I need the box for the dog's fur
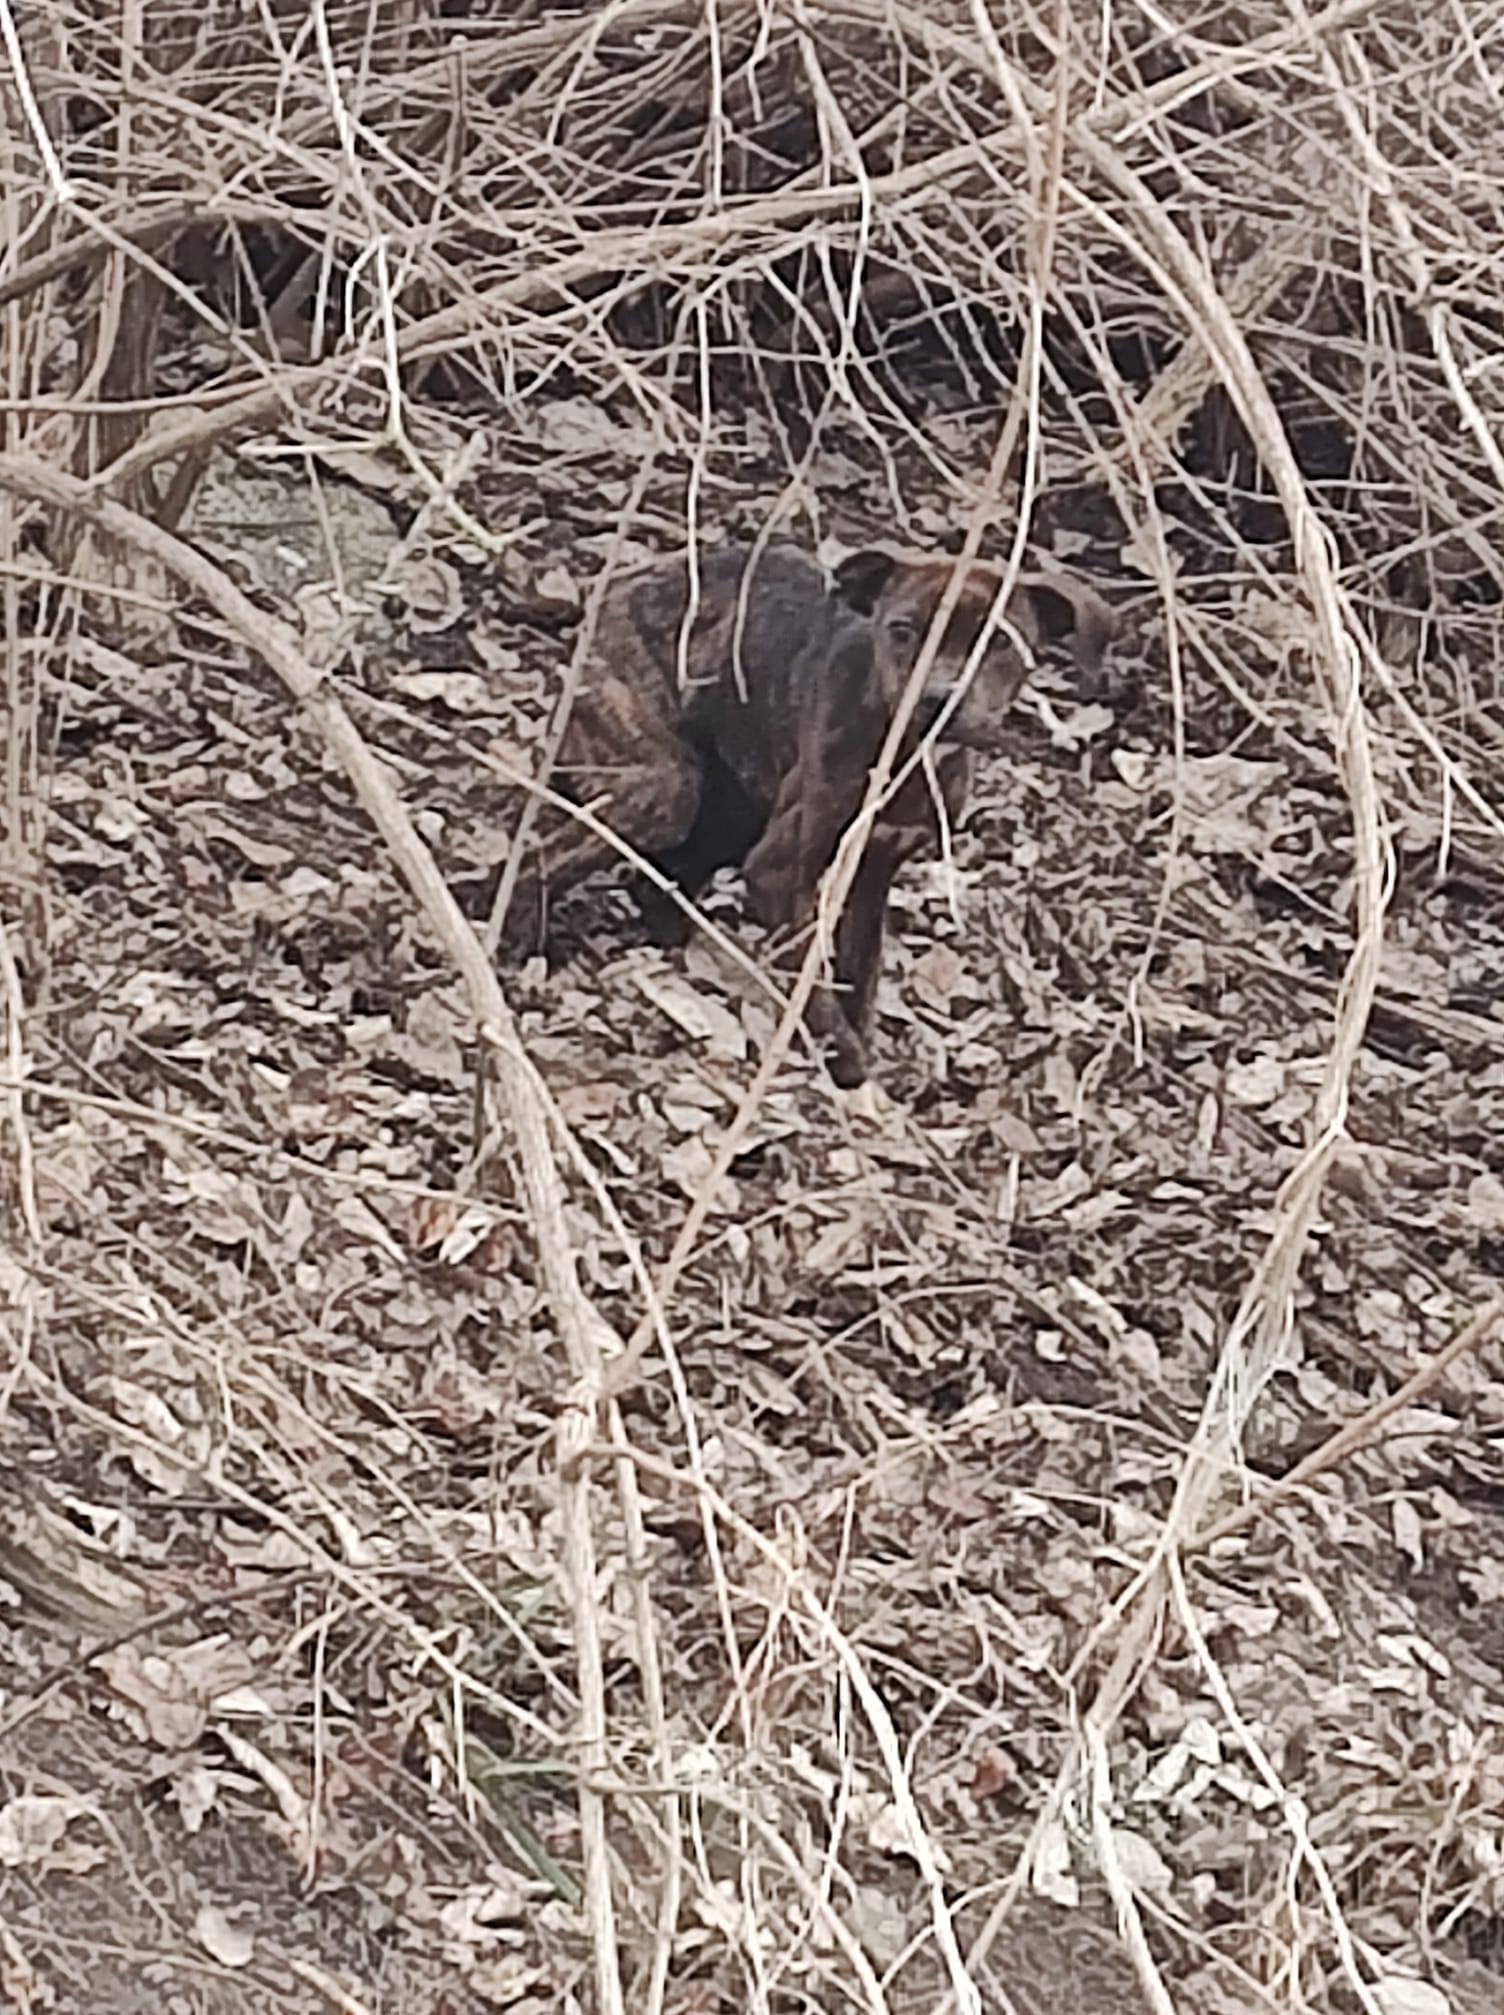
[499,540,1113,1083]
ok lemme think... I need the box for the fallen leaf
[1226,1052,1285,1107]
[635,967,747,1060]
[910,943,967,1009]
[194,1905,254,1969]
[98,1639,258,1749]
[393,667,494,710]
[1464,1172,1504,1234]
[1374,1978,1451,2015]
[1109,1826,1173,1895]
[970,1747,1018,1799]
[0,1796,87,1869]
[662,1136,738,1210]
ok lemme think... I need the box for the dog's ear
[832,546,900,614]
[1016,571,1116,671]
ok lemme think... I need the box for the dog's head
[833,547,1115,751]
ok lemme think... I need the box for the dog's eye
[886,616,919,646]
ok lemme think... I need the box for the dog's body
[501,539,1112,1083]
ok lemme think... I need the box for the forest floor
[6,390,1504,2015]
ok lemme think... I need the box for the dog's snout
[914,690,951,734]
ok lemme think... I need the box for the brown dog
[498,540,1112,1083]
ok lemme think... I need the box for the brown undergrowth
[3,5,1504,2013]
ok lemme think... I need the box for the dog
[496,539,1113,1083]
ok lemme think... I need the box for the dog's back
[587,541,855,812]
